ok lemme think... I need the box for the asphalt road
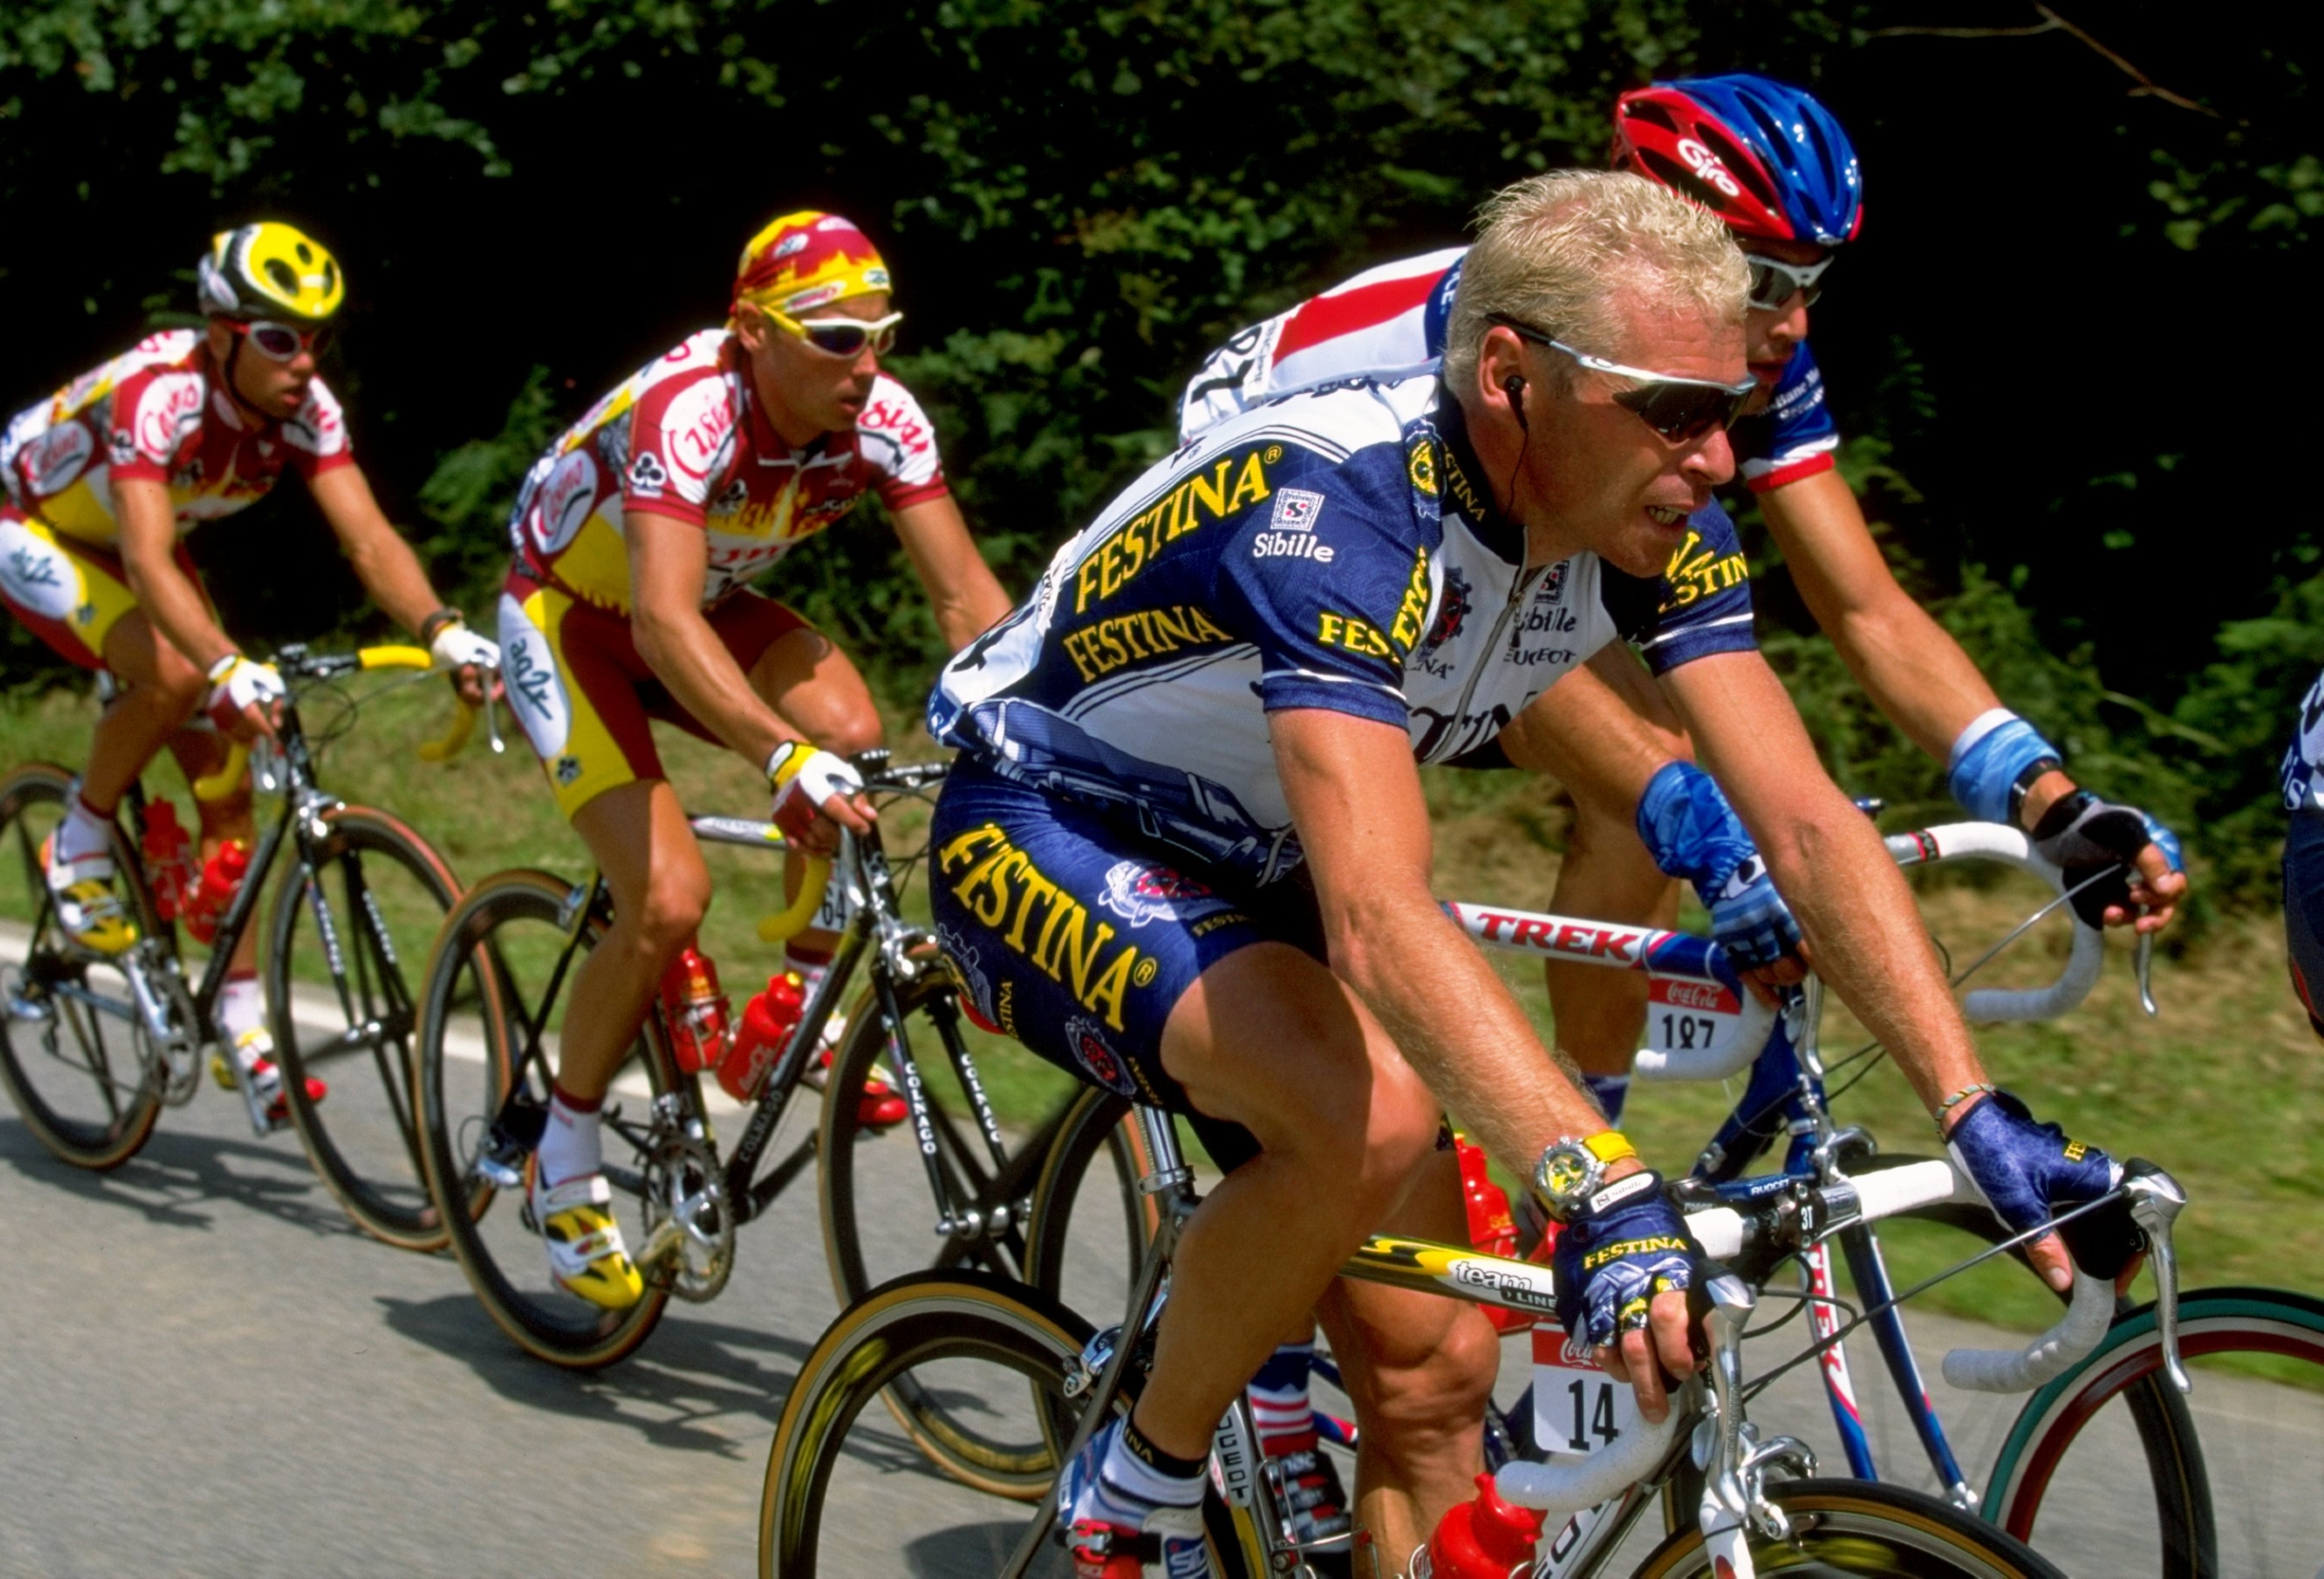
[2,1061,2317,1577]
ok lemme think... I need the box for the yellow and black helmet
[196,223,344,325]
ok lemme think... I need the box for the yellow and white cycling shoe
[528,1165,644,1311]
[39,833,137,955]
[208,1028,326,1123]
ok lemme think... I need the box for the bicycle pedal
[471,1153,526,1191]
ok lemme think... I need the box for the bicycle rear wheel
[1984,1285,2324,1578]
[414,867,674,1368]
[760,1270,1252,1579]
[1635,1479,2065,1577]
[0,764,169,1169]
[266,805,460,1250]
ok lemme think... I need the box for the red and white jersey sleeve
[857,375,948,512]
[618,347,746,529]
[278,377,355,478]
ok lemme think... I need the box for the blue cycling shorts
[2285,811,2324,1039]
[928,756,1330,1172]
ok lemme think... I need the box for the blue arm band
[1947,711,2063,825]
[1635,760,1751,892]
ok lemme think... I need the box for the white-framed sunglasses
[231,318,329,362]
[768,308,903,358]
[1745,252,1835,311]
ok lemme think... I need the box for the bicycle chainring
[640,1126,734,1303]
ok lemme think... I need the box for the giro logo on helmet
[1677,139,1741,200]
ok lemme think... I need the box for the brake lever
[2123,1161,2190,1393]
[2134,931,2158,1017]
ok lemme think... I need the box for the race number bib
[1641,975,1744,1063]
[1532,1328,1640,1458]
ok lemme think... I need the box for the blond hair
[1442,170,1748,394]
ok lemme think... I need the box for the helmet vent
[1636,148,1744,219]
[265,257,299,295]
[1698,125,1781,212]
[321,260,338,296]
[1624,99,1679,133]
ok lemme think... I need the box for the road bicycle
[1020,819,2311,1575]
[764,1067,2194,1577]
[409,749,1149,1459]
[0,643,472,1251]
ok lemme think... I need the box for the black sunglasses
[1489,313,1755,444]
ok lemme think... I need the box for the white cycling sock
[54,792,115,871]
[1097,1420,1207,1513]
[220,973,265,1058]
[538,1089,603,1187]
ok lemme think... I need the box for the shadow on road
[0,1115,366,1239]
[376,1292,813,1456]
[906,1522,1061,1577]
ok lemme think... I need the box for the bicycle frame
[90,660,410,1137]
[474,756,1086,1289]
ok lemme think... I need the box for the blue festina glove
[1635,760,1803,970]
[1550,1170,1699,1351]
[2031,790,2184,926]
[1945,1088,2138,1279]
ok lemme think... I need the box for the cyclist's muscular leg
[1131,941,1442,1463]
[749,625,880,955]
[1546,794,1682,1079]
[84,609,207,812]
[560,779,711,1101]
[1316,1145,1500,1566]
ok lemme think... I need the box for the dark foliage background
[0,0,2313,904]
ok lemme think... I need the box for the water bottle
[1456,1136,1534,1335]
[719,971,805,1102]
[139,801,193,922]
[181,838,250,944]
[658,943,730,1075]
[1409,1472,1544,1579]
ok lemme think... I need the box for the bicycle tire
[1021,1084,1161,1314]
[760,1269,1253,1579]
[266,804,460,1251]
[817,966,1145,1497]
[1636,1478,2067,1577]
[0,763,167,1169]
[413,867,674,1368]
[1984,1285,2324,1578]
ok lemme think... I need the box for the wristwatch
[1532,1131,1641,1222]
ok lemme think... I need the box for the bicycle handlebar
[1493,1155,2179,1513]
[1884,822,2106,1024]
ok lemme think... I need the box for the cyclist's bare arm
[308,464,457,639]
[115,476,237,673]
[307,463,492,703]
[888,494,1013,649]
[1495,648,1690,818]
[1764,468,2184,926]
[1272,706,1695,1387]
[1661,650,2078,1291]
[626,507,873,833]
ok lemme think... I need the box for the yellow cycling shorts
[495,570,813,821]
[0,508,199,670]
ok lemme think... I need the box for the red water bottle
[1456,1137,1534,1334]
[181,838,250,944]
[659,943,730,1075]
[140,801,193,922]
[1412,1472,1544,1578]
[719,971,805,1102]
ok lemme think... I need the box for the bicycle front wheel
[760,1270,1252,1579]
[1636,1479,2065,1577]
[266,804,460,1250]
[0,764,167,1169]
[1984,1285,2324,1578]
[414,867,674,1368]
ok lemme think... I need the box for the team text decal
[937,824,1155,1030]
[1074,449,1275,612]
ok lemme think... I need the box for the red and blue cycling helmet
[1613,73,1864,247]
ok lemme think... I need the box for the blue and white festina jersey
[930,376,1758,886]
[2281,666,2324,812]
[1176,248,1839,495]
